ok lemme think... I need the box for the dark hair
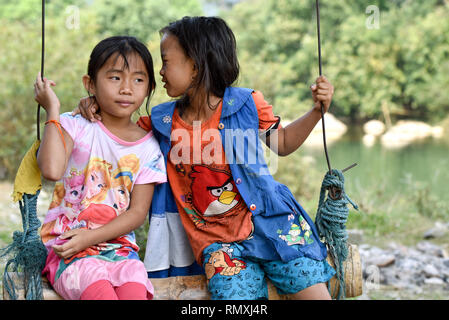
[87,36,156,116]
[160,16,240,114]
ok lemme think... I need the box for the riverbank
[356,239,449,300]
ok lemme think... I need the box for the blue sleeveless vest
[149,87,327,262]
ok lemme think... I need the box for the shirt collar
[151,87,254,139]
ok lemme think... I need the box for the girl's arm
[52,183,154,259]
[266,76,334,156]
[34,72,74,180]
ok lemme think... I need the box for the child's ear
[191,62,199,79]
[82,75,96,96]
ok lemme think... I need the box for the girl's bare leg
[289,282,332,300]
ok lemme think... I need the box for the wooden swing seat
[2,244,362,300]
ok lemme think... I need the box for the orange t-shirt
[139,91,280,263]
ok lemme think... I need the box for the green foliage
[92,0,203,42]
[0,0,91,22]
[1,0,448,179]
[135,218,150,261]
[272,151,320,202]
[0,0,203,179]
[408,179,449,219]
[226,0,449,122]
[0,10,100,178]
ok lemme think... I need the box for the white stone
[423,264,440,278]
[303,113,347,148]
[423,222,449,240]
[363,120,386,136]
[417,241,448,257]
[380,120,434,149]
[424,277,445,285]
[431,126,444,138]
[362,134,376,147]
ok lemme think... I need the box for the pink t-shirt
[41,112,166,285]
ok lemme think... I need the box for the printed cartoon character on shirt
[63,169,86,215]
[188,165,243,218]
[299,215,314,244]
[65,203,120,263]
[82,157,112,208]
[52,169,86,234]
[278,224,305,246]
[41,169,86,245]
[278,216,314,246]
[111,154,139,214]
[204,244,247,280]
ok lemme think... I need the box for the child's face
[113,185,130,213]
[85,53,150,121]
[64,184,85,204]
[159,33,197,98]
[85,170,105,200]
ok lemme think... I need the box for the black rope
[315,0,332,173]
[37,0,45,141]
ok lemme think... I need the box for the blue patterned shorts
[202,242,336,300]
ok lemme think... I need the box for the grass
[361,284,449,300]
[273,153,449,253]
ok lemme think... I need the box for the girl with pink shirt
[34,36,166,300]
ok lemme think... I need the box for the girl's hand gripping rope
[34,71,59,114]
[310,75,334,113]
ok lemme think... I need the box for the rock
[398,257,421,272]
[358,244,372,251]
[369,254,396,268]
[443,259,449,269]
[387,242,409,256]
[302,113,347,148]
[441,262,449,278]
[358,241,449,298]
[363,120,385,136]
[432,126,444,138]
[424,277,445,286]
[423,264,440,278]
[423,222,448,239]
[380,120,435,149]
[362,134,376,147]
[417,241,448,258]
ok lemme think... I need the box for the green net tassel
[315,169,358,300]
[1,191,47,300]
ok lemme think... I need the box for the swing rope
[315,170,358,299]
[0,0,47,300]
[37,0,45,141]
[313,0,358,300]
[1,192,47,300]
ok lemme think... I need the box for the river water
[302,127,449,201]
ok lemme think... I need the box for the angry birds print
[188,165,242,217]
